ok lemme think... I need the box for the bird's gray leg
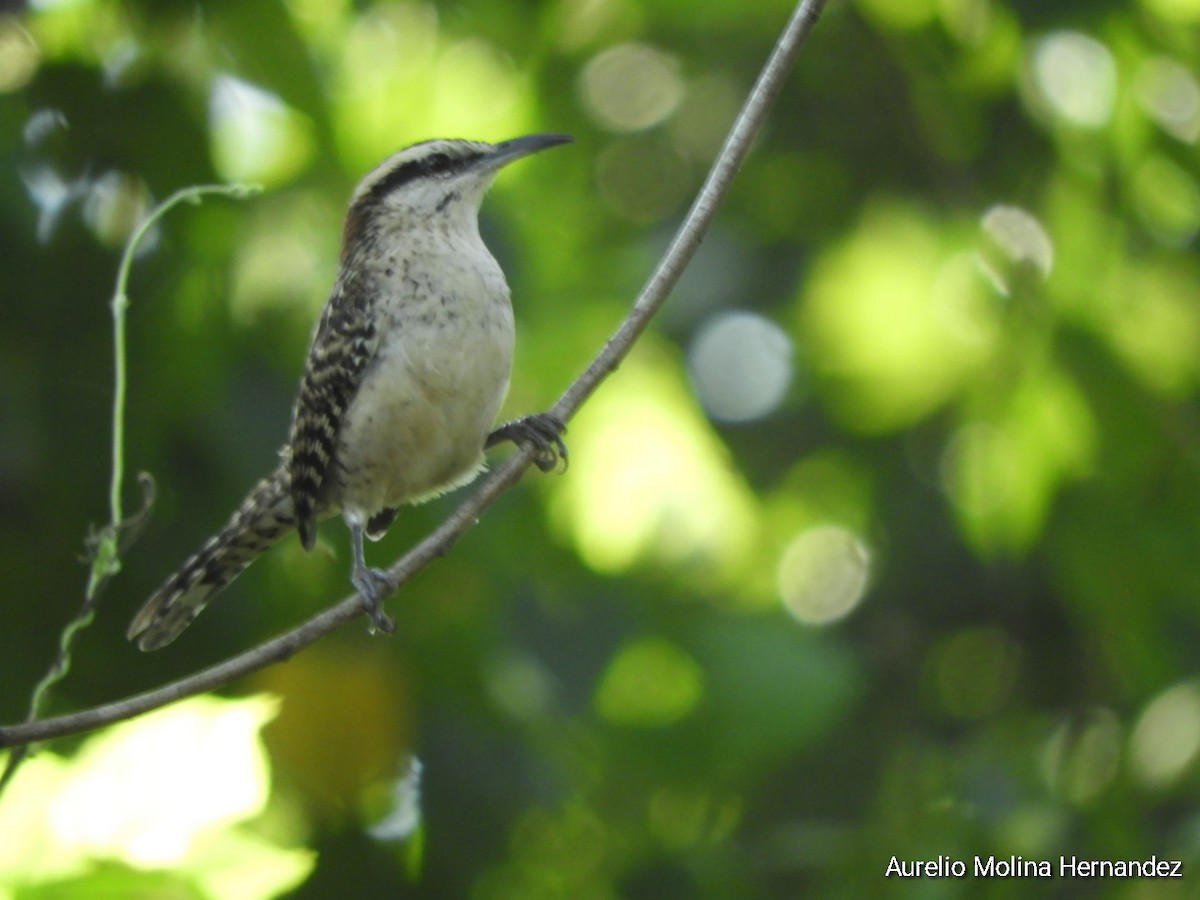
[349,520,396,635]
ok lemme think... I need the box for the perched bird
[128,133,572,651]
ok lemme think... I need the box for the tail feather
[128,464,296,651]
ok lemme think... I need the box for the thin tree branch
[552,0,826,420]
[0,0,827,751]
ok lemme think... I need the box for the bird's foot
[351,564,396,635]
[486,413,568,472]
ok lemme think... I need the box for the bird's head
[343,133,572,250]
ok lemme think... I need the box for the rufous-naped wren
[128,133,572,651]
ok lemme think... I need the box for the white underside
[330,242,515,524]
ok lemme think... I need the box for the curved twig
[0,0,827,751]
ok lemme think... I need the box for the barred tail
[128,464,296,651]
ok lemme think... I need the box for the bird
[128,133,573,651]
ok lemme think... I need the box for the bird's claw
[352,565,396,635]
[487,413,568,472]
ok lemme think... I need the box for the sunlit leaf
[550,343,760,585]
[801,201,996,432]
[0,696,312,899]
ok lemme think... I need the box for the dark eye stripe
[365,148,480,202]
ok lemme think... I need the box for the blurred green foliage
[2,0,1200,896]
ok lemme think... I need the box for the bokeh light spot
[209,74,314,187]
[485,651,558,721]
[688,311,794,423]
[595,637,704,727]
[428,38,522,139]
[368,757,424,842]
[81,170,153,250]
[330,9,525,172]
[647,788,742,849]
[1026,32,1116,128]
[0,18,39,92]
[1132,155,1200,245]
[1041,709,1122,805]
[801,203,996,432]
[1135,56,1200,143]
[978,204,1054,295]
[231,194,337,324]
[778,525,870,625]
[941,365,1094,553]
[1102,261,1200,395]
[23,107,67,146]
[22,164,88,244]
[580,42,684,132]
[551,348,759,582]
[1130,681,1200,789]
[941,423,1018,519]
[333,3,438,168]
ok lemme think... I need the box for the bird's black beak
[486,133,574,169]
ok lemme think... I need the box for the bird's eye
[425,152,452,173]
